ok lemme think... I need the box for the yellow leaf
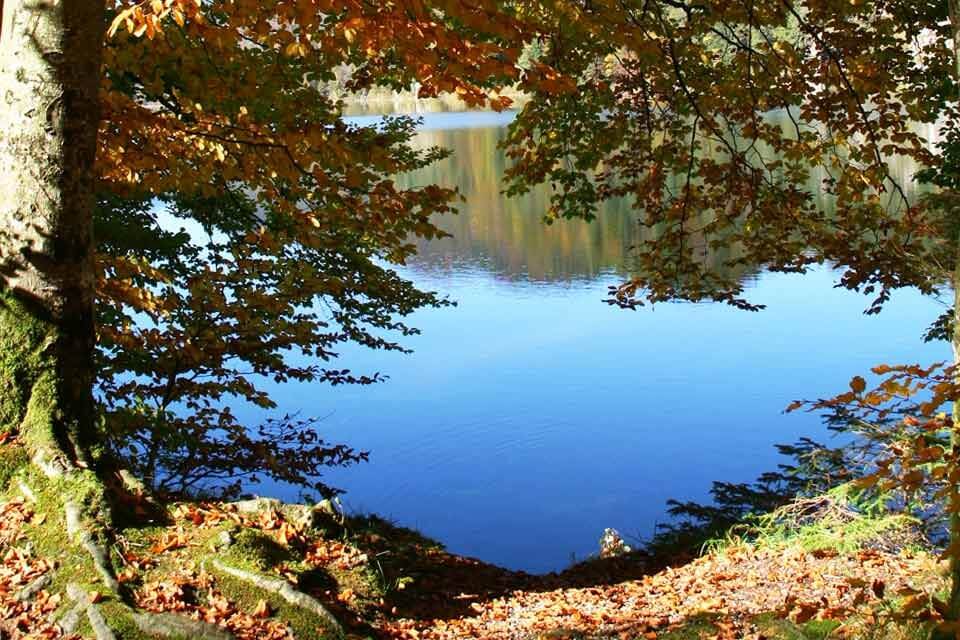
[107,10,130,38]
[253,599,270,618]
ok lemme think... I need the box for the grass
[645,485,942,639]
[658,613,931,640]
[705,485,924,556]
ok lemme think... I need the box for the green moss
[223,528,295,572]
[99,600,154,640]
[0,291,54,435]
[14,471,112,597]
[213,570,340,640]
[655,615,718,639]
[73,615,93,638]
[0,444,29,489]
[707,487,923,557]
[18,371,59,445]
[753,614,841,639]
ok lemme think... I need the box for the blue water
[253,111,947,573]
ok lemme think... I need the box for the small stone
[232,497,282,514]
[599,528,632,558]
[215,530,233,549]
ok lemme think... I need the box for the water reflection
[392,112,929,288]
[260,112,946,574]
[397,123,740,285]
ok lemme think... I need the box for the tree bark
[0,0,103,469]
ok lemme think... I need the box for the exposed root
[21,391,123,593]
[65,500,120,592]
[31,446,75,480]
[66,583,116,640]
[14,574,50,601]
[7,439,351,639]
[116,469,148,496]
[65,579,239,640]
[86,602,118,640]
[16,479,35,503]
[231,497,282,514]
[0,467,257,640]
[211,559,344,637]
[58,599,86,635]
[132,611,235,639]
[115,467,166,520]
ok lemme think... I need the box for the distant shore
[336,86,530,116]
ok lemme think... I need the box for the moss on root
[213,569,341,639]
[14,471,111,598]
[225,528,295,572]
[0,444,28,488]
[98,600,154,640]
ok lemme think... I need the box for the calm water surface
[265,110,945,573]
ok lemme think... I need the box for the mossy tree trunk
[0,0,103,472]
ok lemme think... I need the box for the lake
[263,109,946,574]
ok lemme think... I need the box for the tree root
[16,479,36,503]
[12,430,243,638]
[132,611,235,640]
[86,601,118,640]
[57,598,87,635]
[64,500,120,592]
[62,580,238,640]
[9,472,343,640]
[30,444,77,481]
[15,574,50,601]
[211,559,344,637]
[66,583,116,640]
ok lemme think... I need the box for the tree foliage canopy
[96,0,538,496]
[95,0,960,510]
[506,0,956,313]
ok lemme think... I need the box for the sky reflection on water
[261,111,947,573]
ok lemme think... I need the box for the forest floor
[0,441,949,639]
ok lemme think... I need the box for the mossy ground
[0,436,951,639]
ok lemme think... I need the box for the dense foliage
[507,0,954,312]
[95,0,536,496]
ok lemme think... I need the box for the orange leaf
[850,376,866,394]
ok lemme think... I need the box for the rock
[231,497,282,514]
[314,498,339,516]
[292,499,345,533]
[213,529,234,550]
[599,528,632,558]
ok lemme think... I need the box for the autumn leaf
[253,598,271,618]
[850,376,867,394]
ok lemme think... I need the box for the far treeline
[1,0,960,635]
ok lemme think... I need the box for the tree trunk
[0,0,102,471]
